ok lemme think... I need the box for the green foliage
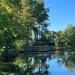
[56,24,75,47]
[0,0,49,74]
[0,0,49,48]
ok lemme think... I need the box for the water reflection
[0,48,75,75]
[55,49,75,71]
[48,58,75,75]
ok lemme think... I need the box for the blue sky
[45,0,75,31]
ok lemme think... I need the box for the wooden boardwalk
[21,45,54,51]
[19,45,55,57]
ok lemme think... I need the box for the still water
[47,49,75,75]
[47,58,75,75]
[21,48,75,75]
[1,48,75,75]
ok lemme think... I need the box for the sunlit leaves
[56,24,75,47]
[0,0,13,13]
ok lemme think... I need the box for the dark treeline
[36,24,75,47]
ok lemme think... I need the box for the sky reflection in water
[47,58,75,75]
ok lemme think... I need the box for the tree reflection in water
[55,48,75,71]
[0,48,75,75]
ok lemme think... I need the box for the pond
[18,48,75,75]
[0,48,75,75]
[47,58,75,75]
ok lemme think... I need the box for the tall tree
[0,0,49,74]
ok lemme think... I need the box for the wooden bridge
[22,45,53,51]
[19,45,54,57]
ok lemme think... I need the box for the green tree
[0,0,49,74]
[56,25,75,47]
